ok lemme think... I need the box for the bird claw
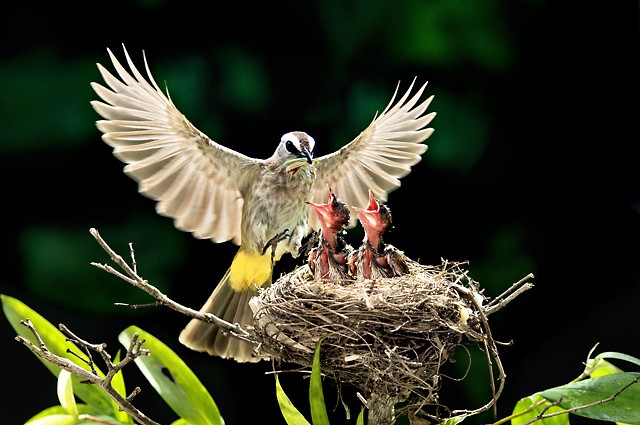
[299,230,320,258]
[262,229,291,261]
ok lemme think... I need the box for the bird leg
[262,229,290,263]
[298,230,320,258]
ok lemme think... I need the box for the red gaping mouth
[354,190,383,231]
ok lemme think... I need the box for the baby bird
[349,190,409,280]
[307,187,353,282]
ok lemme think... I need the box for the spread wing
[91,45,257,245]
[312,79,435,229]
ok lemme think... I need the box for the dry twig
[89,227,254,345]
[16,319,159,425]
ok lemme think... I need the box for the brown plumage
[91,45,434,362]
[349,190,410,280]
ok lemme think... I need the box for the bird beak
[355,190,380,213]
[284,148,315,175]
[364,190,379,212]
[299,148,313,164]
[354,190,382,232]
[307,200,335,226]
[325,185,335,202]
[307,186,343,226]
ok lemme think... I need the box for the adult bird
[90,45,435,362]
[307,186,353,282]
[349,190,410,280]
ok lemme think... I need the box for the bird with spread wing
[90,45,435,362]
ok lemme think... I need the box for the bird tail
[178,249,273,362]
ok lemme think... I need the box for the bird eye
[285,140,297,154]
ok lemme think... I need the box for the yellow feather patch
[228,249,273,292]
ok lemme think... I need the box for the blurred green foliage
[0,50,97,152]
[19,214,187,314]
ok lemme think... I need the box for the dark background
[1,1,638,424]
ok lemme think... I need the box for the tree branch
[485,273,535,316]
[89,227,253,343]
[16,318,160,425]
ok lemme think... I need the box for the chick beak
[364,189,378,212]
[307,188,336,225]
[354,190,383,234]
[308,202,333,225]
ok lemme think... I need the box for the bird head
[354,190,393,242]
[307,186,351,234]
[278,131,316,175]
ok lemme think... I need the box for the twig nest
[249,259,495,421]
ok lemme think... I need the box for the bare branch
[89,227,253,343]
[16,319,159,425]
[485,274,535,316]
[449,281,507,420]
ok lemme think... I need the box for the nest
[248,258,531,424]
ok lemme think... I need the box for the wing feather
[91,45,257,244]
[312,79,436,229]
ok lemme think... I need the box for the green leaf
[538,372,640,423]
[511,394,568,425]
[24,414,77,425]
[276,373,312,425]
[588,358,623,378]
[309,339,330,425]
[595,352,640,369]
[110,350,134,424]
[25,405,127,425]
[1,294,114,415]
[118,326,223,425]
[57,370,78,419]
[25,406,70,424]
